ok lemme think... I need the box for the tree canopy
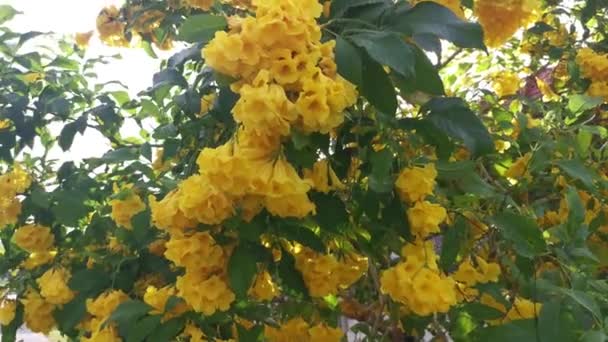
[1,0,608,341]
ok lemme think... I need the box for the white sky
[3,0,177,162]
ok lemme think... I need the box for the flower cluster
[381,240,458,316]
[475,0,541,47]
[0,164,31,228]
[109,184,146,229]
[21,290,56,334]
[83,290,129,341]
[264,317,343,342]
[36,267,75,305]
[293,245,368,297]
[576,48,608,101]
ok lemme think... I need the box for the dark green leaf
[126,315,162,342]
[52,189,90,226]
[349,30,415,78]
[278,251,309,298]
[312,193,349,233]
[152,68,188,89]
[394,45,445,96]
[423,97,494,156]
[335,36,363,87]
[148,317,186,342]
[556,159,599,189]
[228,243,259,298]
[69,268,112,295]
[178,14,227,43]
[279,222,325,252]
[237,324,264,342]
[558,289,602,325]
[462,302,504,321]
[384,2,485,50]
[440,216,467,271]
[492,212,546,258]
[538,300,577,342]
[105,300,152,327]
[474,319,537,341]
[54,295,87,333]
[101,147,140,163]
[361,57,397,115]
[58,116,87,151]
[330,0,386,18]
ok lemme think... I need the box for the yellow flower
[475,0,542,47]
[21,290,56,334]
[265,317,310,342]
[109,185,146,229]
[177,174,235,225]
[185,0,214,10]
[249,270,279,301]
[176,272,235,315]
[75,31,93,47]
[0,197,22,228]
[13,224,54,253]
[411,0,465,19]
[395,164,437,203]
[86,290,129,319]
[182,322,206,342]
[21,251,56,270]
[303,159,346,193]
[149,191,196,234]
[96,6,130,47]
[492,71,520,97]
[200,93,216,115]
[143,286,188,320]
[0,119,11,130]
[0,298,16,326]
[164,232,225,273]
[506,297,542,320]
[36,267,75,305]
[407,201,447,238]
[505,152,532,180]
[308,324,344,342]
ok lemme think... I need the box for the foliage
[0,0,608,341]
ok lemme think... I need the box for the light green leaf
[0,5,19,25]
[567,94,603,114]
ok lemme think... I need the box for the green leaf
[0,5,19,25]
[69,268,111,295]
[556,159,599,189]
[52,189,91,226]
[105,300,152,328]
[361,57,397,115]
[492,212,546,258]
[131,209,154,248]
[394,45,445,96]
[474,319,537,342]
[54,295,87,333]
[349,30,415,78]
[279,221,325,252]
[126,315,162,342]
[140,143,152,161]
[147,317,186,342]
[312,193,349,233]
[567,94,603,114]
[368,148,394,193]
[278,251,309,298]
[58,115,87,151]
[558,289,602,325]
[228,242,259,298]
[462,302,505,321]
[384,1,485,50]
[440,216,467,271]
[335,36,363,87]
[101,147,140,163]
[330,0,386,18]
[423,97,494,156]
[565,186,585,232]
[538,300,577,342]
[580,330,607,342]
[153,123,178,139]
[237,324,264,342]
[178,14,227,43]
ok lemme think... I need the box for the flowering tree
[1,0,608,341]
